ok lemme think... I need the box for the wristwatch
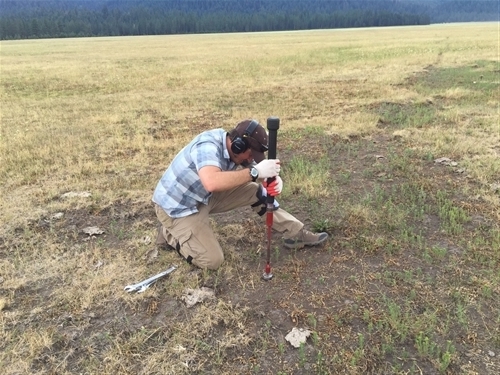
[249,167,259,182]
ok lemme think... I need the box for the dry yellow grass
[1,24,497,204]
[1,23,499,374]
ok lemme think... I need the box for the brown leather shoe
[284,229,329,249]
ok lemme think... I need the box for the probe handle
[266,117,280,205]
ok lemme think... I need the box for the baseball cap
[234,119,269,163]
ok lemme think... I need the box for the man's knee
[207,253,224,270]
[194,252,224,270]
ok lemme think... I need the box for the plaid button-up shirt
[153,129,236,218]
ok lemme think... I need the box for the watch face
[251,168,259,178]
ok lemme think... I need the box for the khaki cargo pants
[155,182,303,270]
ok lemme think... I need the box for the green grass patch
[282,155,332,199]
[435,190,469,235]
[376,101,437,129]
[413,60,499,102]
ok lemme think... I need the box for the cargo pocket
[173,220,222,269]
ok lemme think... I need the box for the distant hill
[0,0,498,40]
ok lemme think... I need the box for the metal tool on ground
[124,265,177,293]
[262,116,280,281]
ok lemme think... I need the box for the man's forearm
[199,166,252,193]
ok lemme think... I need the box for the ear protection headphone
[230,120,260,155]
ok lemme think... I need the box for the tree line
[0,0,498,40]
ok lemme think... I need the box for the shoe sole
[284,237,328,249]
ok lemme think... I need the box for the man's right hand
[255,159,280,179]
[263,176,283,196]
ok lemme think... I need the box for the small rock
[61,191,92,199]
[173,344,186,353]
[434,157,452,165]
[51,212,64,220]
[182,287,215,308]
[82,226,105,236]
[488,350,495,357]
[143,248,158,263]
[285,327,311,348]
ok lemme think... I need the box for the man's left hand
[263,176,283,196]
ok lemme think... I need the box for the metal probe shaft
[262,117,280,281]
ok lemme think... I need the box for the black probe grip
[266,117,280,205]
[267,117,279,159]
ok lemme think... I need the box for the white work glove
[255,159,280,179]
[263,176,283,197]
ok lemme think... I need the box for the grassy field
[1,22,499,374]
